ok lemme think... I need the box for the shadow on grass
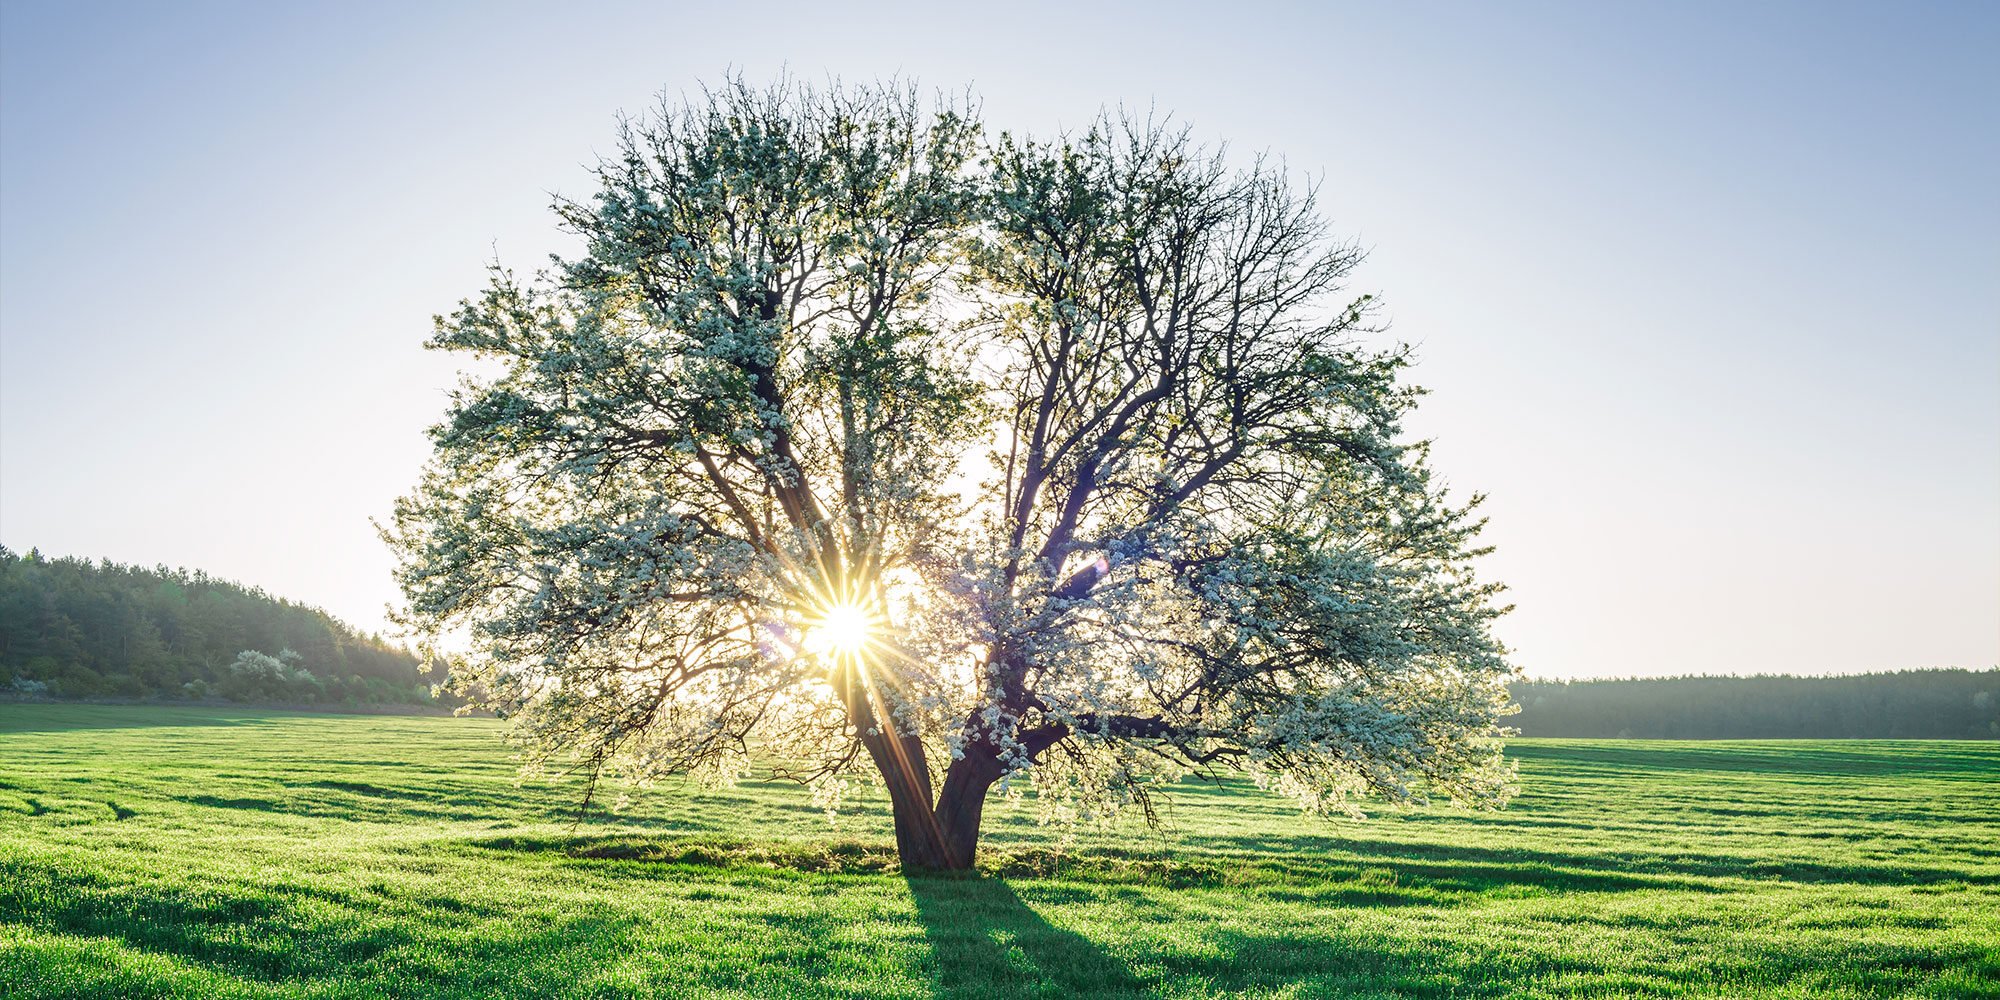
[1197,833,1993,887]
[467,831,1720,902]
[12,839,1987,1000]
[5,845,1151,998]
[0,703,276,734]
[180,794,288,812]
[157,780,618,827]
[1506,741,2000,778]
[1,856,667,998]
[906,873,1144,1000]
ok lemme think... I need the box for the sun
[804,600,877,659]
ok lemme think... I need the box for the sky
[1,1,1994,680]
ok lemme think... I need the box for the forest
[0,547,431,705]
[2,545,1992,736]
[1511,671,1999,739]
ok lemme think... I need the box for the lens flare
[804,600,876,659]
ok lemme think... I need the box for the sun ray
[806,601,874,658]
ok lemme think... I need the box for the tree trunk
[859,726,960,871]
[883,765,955,870]
[843,662,1059,871]
[886,725,1066,872]
[865,740,1003,872]
[932,752,1002,870]
[836,658,965,870]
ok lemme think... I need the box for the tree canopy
[388,79,1516,869]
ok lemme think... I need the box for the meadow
[1,705,1994,999]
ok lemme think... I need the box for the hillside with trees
[1511,671,1999,739]
[4,544,1989,732]
[0,547,433,705]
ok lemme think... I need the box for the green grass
[1,705,1995,998]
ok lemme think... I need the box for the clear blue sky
[2,1,1994,678]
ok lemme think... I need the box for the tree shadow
[1195,833,1990,888]
[906,873,1149,1000]
[3,855,694,997]
[1505,741,2000,778]
[0,704,273,734]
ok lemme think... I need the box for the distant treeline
[0,547,434,705]
[1511,671,1998,739]
[7,544,1993,732]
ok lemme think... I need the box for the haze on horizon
[1,1,1994,680]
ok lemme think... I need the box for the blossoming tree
[388,79,1517,871]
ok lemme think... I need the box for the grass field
[1,705,1995,998]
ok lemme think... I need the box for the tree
[388,79,1517,871]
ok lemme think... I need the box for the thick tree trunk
[882,743,1009,872]
[843,659,1062,871]
[836,658,965,870]
[883,765,954,870]
[884,724,1068,872]
[866,741,1003,872]
[858,727,959,871]
[932,752,1002,870]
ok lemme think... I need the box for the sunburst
[804,598,878,659]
